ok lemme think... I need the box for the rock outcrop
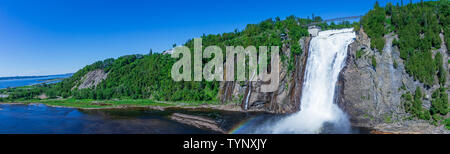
[170,113,226,133]
[218,37,311,114]
[337,28,449,133]
[74,69,108,90]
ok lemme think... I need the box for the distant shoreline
[0,73,73,81]
[0,73,73,89]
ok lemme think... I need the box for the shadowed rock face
[337,28,402,127]
[75,69,108,90]
[218,37,311,114]
[337,28,449,134]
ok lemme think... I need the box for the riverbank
[2,100,446,134]
[0,98,250,112]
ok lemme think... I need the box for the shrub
[430,87,448,115]
[393,59,398,69]
[371,56,377,68]
[356,50,364,59]
[444,118,450,130]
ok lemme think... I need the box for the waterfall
[244,72,257,110]
[252,28,356,134]
[275,28,356,133]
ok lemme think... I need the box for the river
[0,74,73,89]
[0,103,371,134]
[0,103,274,134]
[0,103,219,134]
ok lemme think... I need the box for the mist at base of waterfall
[233,114,370,134]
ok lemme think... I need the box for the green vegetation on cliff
[402,86,448,127]
[435,52,446,85]
[371,56,377,68]
[362,0,449,129]
[402,87,430,121]
[394,1,445,87]
[362,0,449,87]
[430,87,448,116]
[444,118,450,130]
[361,1,386,52]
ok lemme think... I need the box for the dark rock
[218,37,311,114]
[337,28,449,133]
[170,113,226,133]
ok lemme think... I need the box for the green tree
[435,52,446,85]
[430,87,448,115]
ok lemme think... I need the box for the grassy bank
[0,98,223,109]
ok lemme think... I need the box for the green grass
[160,100,222,107]
[41,100,107,108]
[1,98,221,109]
[0,84,223,109]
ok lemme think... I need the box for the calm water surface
[0,74,72,89]
[0,103,372,134]
[0,104,220,134]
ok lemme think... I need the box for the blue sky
[0,0,423,77]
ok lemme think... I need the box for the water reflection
[0,104,372,134]
[0,104,217,134]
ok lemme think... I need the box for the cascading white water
[269,28,356,133]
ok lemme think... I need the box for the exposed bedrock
[218,37,311,114]
[74,69,108,90]
[170,113,226,133]
[337,28,449,133]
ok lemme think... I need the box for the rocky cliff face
[338,28,449,133]
[73,69,108,90]
[216,27,448,133]
[218,37,311,114]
